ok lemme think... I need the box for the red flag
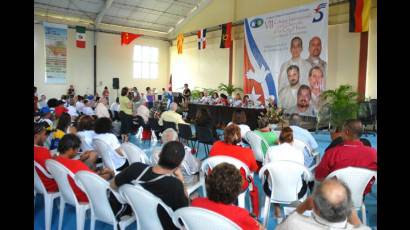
[121,32,142,46]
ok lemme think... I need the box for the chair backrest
[34,161,53,194]
[45,159,80,206]
[326,167,377,209]
[195,125,214,143]
[293,139,312,156]
[245,131,269,162]
[74,171,116,224]
[121,142,149,164]
[119,184,175,230]
[259,161,312,204]
[201,156,252,178]
[148,118,161,131]
[173,207,242,230]
[163,121,177,131]
[77,132,94,152]
[92,138,118,174]
[178,123,193,139]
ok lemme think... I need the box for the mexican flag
[76,26,86,48]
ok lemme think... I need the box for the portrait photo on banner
[243,0,328,115]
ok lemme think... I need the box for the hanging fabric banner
[44,22,68,84]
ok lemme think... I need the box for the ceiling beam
[95,0,115,25]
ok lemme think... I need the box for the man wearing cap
[39,107,54,128]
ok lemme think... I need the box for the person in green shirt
[254,116,278,156]
[119,87,134,142]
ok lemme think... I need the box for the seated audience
[315,119,377,195]
[109,141,189,229]
[54,100,68,119]
[95,97,110,118]
[209,124,259,216]
[228,110,251,139]
[276,178,371,230]
[158,102,187,126]
[288,113,319,167]
[110,97,121,115]
[135,97,150,125]
[325,133,372,152]
[194,108,218,140]
[75,95,85,114]
[192,163,264,230]
[39,95,48,109]
[34,121,58,192]
[232,93,242,107]
[50,113,75,150]
[93,117,129,171]
[76,115,96,152]
[67,98,79,119]
[254,116,278,157]
[263,127,306,219]
[82,99,95,116]
[39,107,54,128]
[152,128,201,186]
[54,134,114,203]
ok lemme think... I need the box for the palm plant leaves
[217,83,243,96]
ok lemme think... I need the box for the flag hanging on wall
[168,74,172,91]
[177,33,184,54]
[220,22,232,48]
[121,32,142,45]
[197,29,207,50]
[76,26,86,48]
[349,0,371,32]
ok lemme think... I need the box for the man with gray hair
[276,178,371,230]
[288,113,319,168]
[151,128,201,186]
[158,102,187,126]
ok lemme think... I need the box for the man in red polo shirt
[34,121,58,192]
[54,134,115,202]
[315,119,377,194]
[209,124,259,216]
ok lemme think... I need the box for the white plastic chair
[181,160,202,196]
[245,131,269,162]
[74,171,135,230]
[93,139,125,175]
[34,162,60,230]
[326,167,377,225]
[119,184,175,230]
[173,207,242,230]
[259,160,313,226]
[45,159,90,230]
[293,139,320,171]
[201,156,253,210]
[121,142,150,164]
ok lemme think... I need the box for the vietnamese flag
[121,32,142,46]
[220,22,232,48]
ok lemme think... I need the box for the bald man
[276,178,371,230]
[158,102,187,126]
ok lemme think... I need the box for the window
[133,45,159,79]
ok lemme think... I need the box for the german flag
[349,0,371,32]
[220,22,232,48]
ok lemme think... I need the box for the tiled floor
[34,130,377,230]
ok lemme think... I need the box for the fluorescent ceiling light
[176,18,184,25]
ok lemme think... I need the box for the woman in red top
[192,163,264,230]
[219,93,229,106]
[209,124,260,216]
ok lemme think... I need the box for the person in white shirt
[92,117,129,171]
[82,99,95,116]
[76,115,97,152]
[75,95,85,114]
[38,95,48,109]
[232,93,242,107]
[305,36,327,83]
[285,85,316,117]
[151,128,201,187]
[264,127,305,219]
[67,98,79,119]
[227,110,251,140]
[278,65,301,110]
[308,66,325,113]
[135,98,150,124]
[95,97,110,118]
[277,37,312,92]
[276,178,371,230]
[110,97,120,113]
[200,90,211,104]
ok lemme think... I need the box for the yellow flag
[177,33,184,54]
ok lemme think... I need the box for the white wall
[34,24,170,103]
[366,8,377,99]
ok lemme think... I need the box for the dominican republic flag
[220,22,232,48]
[349,0,371,32]
[197,29,207,50]
[243,18,277,105]
[76,26,86,48]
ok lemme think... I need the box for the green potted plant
[321,84,359,139]
[217,83,243,97]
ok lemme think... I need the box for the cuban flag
[197,29,207,50]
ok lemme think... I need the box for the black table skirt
[187,103,266,130]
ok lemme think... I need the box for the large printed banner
[244,0,328,114]
[44,22,67,84]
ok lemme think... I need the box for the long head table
[187,103,266,130]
